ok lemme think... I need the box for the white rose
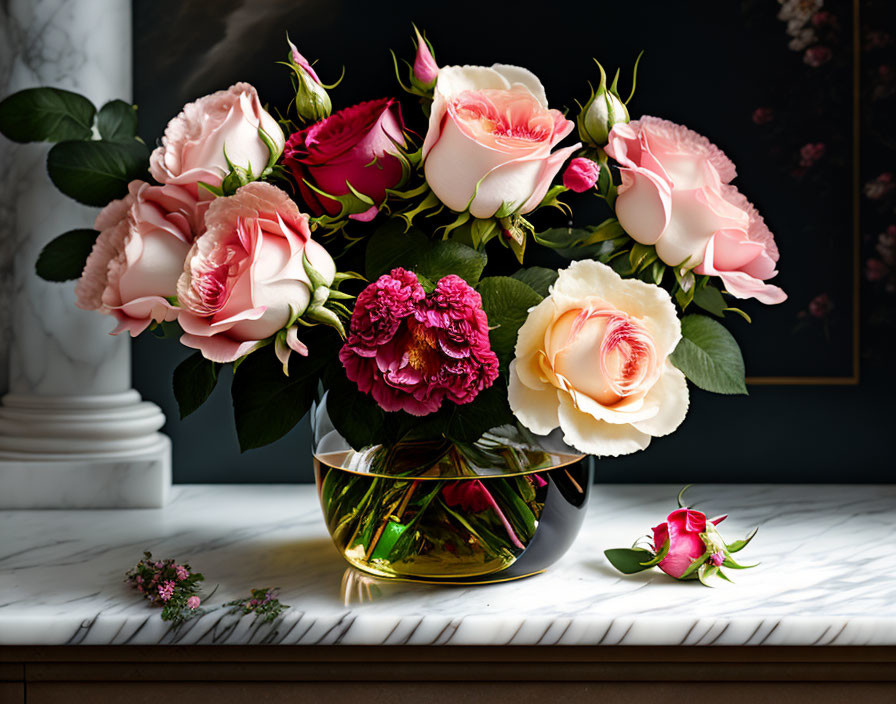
[422,65,579,219]
[508,259,689,457]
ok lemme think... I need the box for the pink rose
[283,98,406,220]
[75,181,200,336]
[150,82,285,193]
[606,116,786,304]
[652,508,726,579]
[422,65,579,219]
[562,157,600,193]
[177,182,335,363]
[412,27,439,88]
[339,270,499,416]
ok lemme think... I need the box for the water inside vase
[314,451,590,581]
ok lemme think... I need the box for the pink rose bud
[562,157,600,192]
[187,596,201,609]
[412,27,439,89]
[286,39,331,123]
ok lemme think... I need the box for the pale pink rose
[422,65,579,219]
[508,260,689,457]
[177,182,335,363]
[75,181,199,336]
[606,116,786,304]
[150,82,285,193]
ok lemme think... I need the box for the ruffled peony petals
[614,166,673,246]
[557,394,651,457]
[508,361,560,435]
[631,363,690,437]
[635,115,737,184]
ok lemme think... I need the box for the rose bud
[411,26,439,91]
[562,157,601,192]
[604,487,758,586]
[577,61,630,147]
[286,39,332,123]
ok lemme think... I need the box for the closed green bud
[287,39,332,123]
[577,60,633,147]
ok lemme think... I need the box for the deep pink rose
[283,98,406,220]
[75,181,200,336]
[606,116,786,304]
[150,82,285,194]
[177,182,335,363]
[652,508,726,579]
[339,270,499,416]
[442,480,491,513]
[562,157,600,193]
[422,65,579,218]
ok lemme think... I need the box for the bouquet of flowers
[0,28,785,581]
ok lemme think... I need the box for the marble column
[0,0,171,508]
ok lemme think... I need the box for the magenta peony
[339,270,499,416]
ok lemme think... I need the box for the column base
[0,391,172,508]
[0,434,170,508]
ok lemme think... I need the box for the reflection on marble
[0,0,170,506]
[1,484,895,645]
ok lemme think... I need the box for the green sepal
[697,563,719,586]
[639,538,670,567]
[726,526,758,554]
[677,484,693,509]
[679,552,710,580]
[721,554,757,570]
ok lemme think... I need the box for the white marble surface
[1,484,894,646]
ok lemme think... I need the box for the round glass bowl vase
[311,396,592,584]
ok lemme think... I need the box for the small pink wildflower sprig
[125,551,206,624]
[224,588,290,624]
[604,487,758,586]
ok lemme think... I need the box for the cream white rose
[508,259,689,457]
[422,64,579,219]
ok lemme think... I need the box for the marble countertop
[1,484,894,646]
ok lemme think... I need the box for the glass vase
[311,394,592,584]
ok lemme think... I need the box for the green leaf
[323,364,386,450]
[446,383,515,445]
[511,266,558,297]
[172,351,220,419]
[365,220,430,281]
[415,240,487,286]
[46,139,150,206]
[669,314,748,395]
[477,276,543,363]
[34,229,97,281]
[694,284,726,317]
[232,333,336,451]
[628,242,655,273]
[604,548,655,575]
[726,526,758,554]
[0,87,95,143]
[96,100,138,142]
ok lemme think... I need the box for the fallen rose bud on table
[604,486,758,586]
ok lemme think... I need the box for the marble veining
[1,484,894,646]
